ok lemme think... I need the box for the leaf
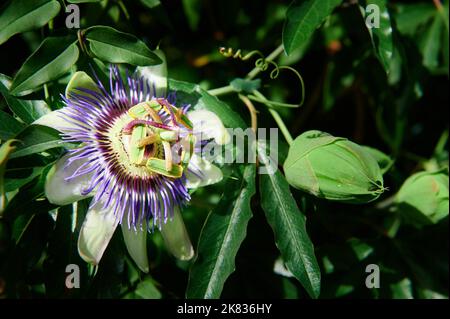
[85,26,162,66]
[390,278,413,299]
[187,164,256,298]
[363,0,394,74]
[420,14,444,70]
[182,0,202,31]
[139,0,161,8]
[283,0,342,55]
[10,36,79,96]
[230,78,261,94]
[0,110,24,140]
[134,278,162,299]
[394,3,436,37]
[259,151,321,298]
[168,79,246,129]
[67,0,102,3]
[4,166,45,192]
[0,74,51,124]
[0,0,61,45]
[1,140,18,216]
[9,125,69,159]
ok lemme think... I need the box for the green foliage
[84,26,162,66]
[187,165,256,298]
[283,0,343,55]
[0,0,60,45]
[363,0,394,74]
[0,0,448,300]
[10,36,79,96]
[259,159,320,298]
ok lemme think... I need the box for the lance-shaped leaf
[85,26,162,66]
[259,151,321,299]
[283,0,343,55]
[0,74,51,123]
[9,125,69,159]
[0,0,61,45]
[1,140,18,216]
[67,0,102,3]
[10,36,79,96]
[362,0,394,74]
[0,110,24,140]
[187,164,256,298]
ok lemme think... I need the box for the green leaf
[0,74,51,124]
[0,0,61,45]
[259,152,321,298]
[168,79,246,129]
[10,36,79,96]
[0,110,25,140]
[134,278,162,299]
[67,0,102,3]
[390,278,413,299]
[283,0,342,55]
[85,26,162,66]
[4,166,45,192]
[187,164,256,298]
[230,78,261,94]
[9,125,69,159]
[182,0,202,31]
[420,14,444,70]
[394,3,436,37]
[363,0,394,74]
[1,140,18,215]
[139,0,161,9]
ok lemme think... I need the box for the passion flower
[35,52,229,272]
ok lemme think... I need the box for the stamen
[123,119,174,134]
[162,141,173,171]
[138,133,159,147]
[144,103,163,123]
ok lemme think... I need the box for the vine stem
[246,44,284,80]
[207,44,285,96]
[207,85,234,96]
[252,90,294,145]
[238,94,258,134]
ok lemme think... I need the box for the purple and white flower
[35,51,229,272]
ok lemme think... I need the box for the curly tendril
[219,47,305,108]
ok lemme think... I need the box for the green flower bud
[283,130,384,204]
[395,170,449,227]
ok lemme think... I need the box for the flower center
[106,98,194,179]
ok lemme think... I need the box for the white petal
[187,109,230,145]
[136,49,167,98]
[160,208,194,261]
[121,221,149,273]
[185,153,223,189]
[45,153,95,206]
[32,109,78,132]
[78,199,120,265]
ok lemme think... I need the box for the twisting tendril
[219,47,305,108]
